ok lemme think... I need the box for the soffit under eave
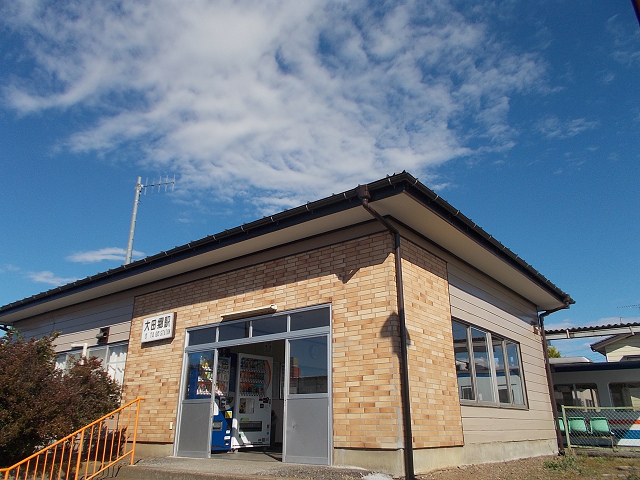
[371,194,568,311]
[1,191,566,323]
[1,207,374,324]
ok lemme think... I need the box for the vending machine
[211,355,236,452]
[231,353,273,450]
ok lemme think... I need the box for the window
[218,321,249,341]
[452,319,527,407]
[554,383,599,410]
[452,321,473,400]
[187,305,331,347]
[252,316,287,336]
[609,382,640,408]
[56,343,128,385]
[289,336,328,394]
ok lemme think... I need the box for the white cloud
[606,13,640,66]
[2,1,547,212]
[0,264,21,273]
[27,271,77,286]
[543,317,576,330]
[549,338,605,361]
[66,247,144,263]
[536,116,599,139]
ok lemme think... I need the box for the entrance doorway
[175,305,331,465]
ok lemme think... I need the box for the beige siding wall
[447,262,555,445]
[11,295,133,353]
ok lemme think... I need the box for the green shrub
[544,453,579,472]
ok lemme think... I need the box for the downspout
[538,301,571,455]
[358,185,415,480]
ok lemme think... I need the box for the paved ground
[115,451,387,480]
[114,449,640,480]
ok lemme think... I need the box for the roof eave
[0,171,572,323]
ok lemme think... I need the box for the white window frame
[452,319,528,409]
[56,342,128,385]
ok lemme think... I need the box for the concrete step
[113,455,379,480]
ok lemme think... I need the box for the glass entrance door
[176,350,216,457]
[283,335,331,465]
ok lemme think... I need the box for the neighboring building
[591,331,640,362]
[550,359,640,409]
[548,324,640,410]
[0,172,573,476]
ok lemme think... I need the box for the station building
[0,172,573,476]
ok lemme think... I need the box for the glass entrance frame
[175,304,332,461]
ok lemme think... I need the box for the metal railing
[1,397,143,480]
[560,405,640,450]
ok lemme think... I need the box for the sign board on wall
[141,312,175,344]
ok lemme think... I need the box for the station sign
[141,312,175,344]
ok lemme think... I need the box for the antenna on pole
[125,175,175,265]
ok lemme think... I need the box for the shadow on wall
[134,232,395,319]
[381,313,412,358]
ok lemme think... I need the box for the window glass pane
[289,336,328,394]
[88,346,107,365]
[554,384,574,410]
[452,321,474,400]
[252,315,287,337]
[66,351,82,369]
[609,382,640,408]
[471,328,494,402]
[218,322,249,341]
[185,351,214,399]
[106,344,128,385]
[189,327,217,346]
[55,354,66,371]
[493,339,509,404]
[574,384,599,407]
[290,308,330,331]
[506,342,525,405]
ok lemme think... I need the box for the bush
[544,453,580,472]
[0,330,121,467]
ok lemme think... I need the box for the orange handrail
[0,397,144,480]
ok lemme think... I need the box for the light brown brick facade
[402,240,464,448]
[123,230,464,450]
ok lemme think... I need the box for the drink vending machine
[211,353,273,452]
[232,354,273,450]
[211,355,236,451]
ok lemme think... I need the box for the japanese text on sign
[141,312,175,344]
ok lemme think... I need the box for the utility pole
[125,175,175,265]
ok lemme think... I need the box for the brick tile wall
[401,240,464,448]
[123,231,463,450]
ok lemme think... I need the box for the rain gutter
[538,301,572,455]
[358,184,415,480]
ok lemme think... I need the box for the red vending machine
[231,353,273,450]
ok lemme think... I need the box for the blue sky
[1,1,638,360]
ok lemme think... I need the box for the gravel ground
[419,453,640,480]
[257,465,385,480]
[262,453,640,480]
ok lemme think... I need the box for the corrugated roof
[545,322,640,340]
